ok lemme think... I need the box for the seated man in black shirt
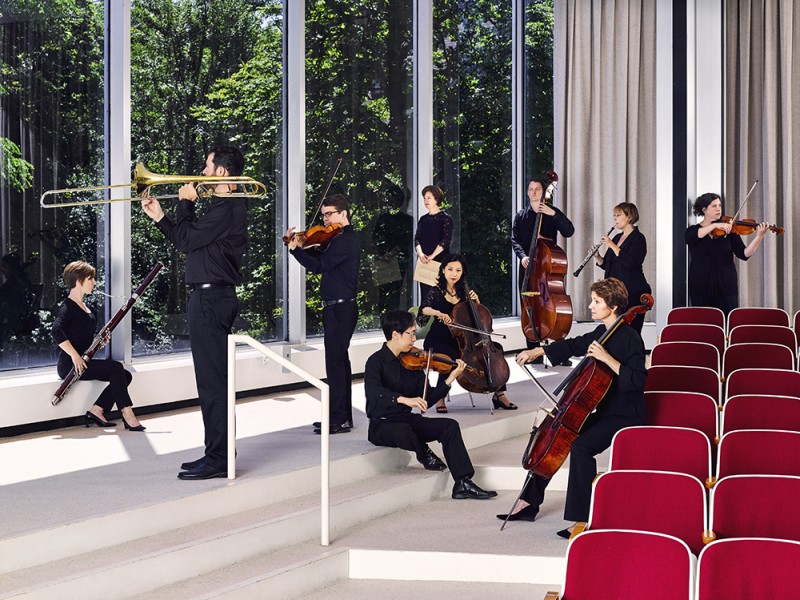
[364,310,497,500]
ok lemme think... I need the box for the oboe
[572,227,615,277]
[51,262,163,406]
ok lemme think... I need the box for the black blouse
[414,211,453,257]
[685,224,748,298]
[52,298,96,374]
[599,227,651,301]
[419,285,462,359]
[511,205,574,261]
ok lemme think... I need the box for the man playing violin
[285,194,360,435]
[499,279,646,537]
[364,310,498,500]
[686,193,769,314]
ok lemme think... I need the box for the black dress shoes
[85,411,116,428]
[181,457,206,470]
[314,422,352,435]
[496,504,538,522]
[452,477,498,500]
[556,528,572,539]
[178,463,226,480]
[419,448,447,471]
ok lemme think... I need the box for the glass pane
[305,1,415,335]
[433,0,513,317]
[0,1,106,371]
[130,0,284,356]
[524,0,554,178]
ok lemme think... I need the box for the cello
[448,280,510,394]
[519,172,572,342]
[520,293,653,478]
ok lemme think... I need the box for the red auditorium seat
[794,309,800,333]
[659,323,726,357]
[650,341,720,375]
[667,306,725,328]
[696,538,800,599]
[644,365,720,405]
[644,391,718,444]
[721,343,795,381]
[721,394,800,435]
[728,324,798,356]
[707,474,800,543]
[545,529,694,600]
[725,368,800,400]
[716,429,800,478]
[585,470,707,555]
[728,306,790,331]
[609,426,713,486]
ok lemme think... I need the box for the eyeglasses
[321,209,342,218]
[402,330,417,338]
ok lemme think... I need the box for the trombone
[40,162,267,208]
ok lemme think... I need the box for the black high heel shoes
[121,415,146,432]
[491,393,518,410]
[495,504,538,521]
[85,411,116,428]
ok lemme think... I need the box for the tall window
[433,0,513,317]
[129,0,284,356]
[524,0,554,178]
[305,1,415,335]
[0,1,106,371]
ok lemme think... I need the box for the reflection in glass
[433,0,514,317]
[130,0,284,356]
[0,2,106,371]
[524,0,554,182]
[305,1,414,335]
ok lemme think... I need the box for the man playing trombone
[141,145,247,480]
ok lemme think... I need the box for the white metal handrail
[227,334,330,546]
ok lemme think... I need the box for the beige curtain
[553,0,657,321]
[726,0,800,311]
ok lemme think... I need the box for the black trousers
[522,412,643,522]
[188,287,238,469]
[59,359,133,412]
[690,293,739,316]
[323,300,358,426]
[368,413,474,481]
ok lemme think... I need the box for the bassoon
[51,262,163,406]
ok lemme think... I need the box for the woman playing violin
[685,193,769,314]
[419,254,515,412]
[499,278,646,538]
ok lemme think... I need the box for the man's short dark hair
[322,193,349,214]
[210,145,245,177]
[381,310,416,341]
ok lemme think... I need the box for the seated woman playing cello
[498,278,646,538]
[419,254,515,413]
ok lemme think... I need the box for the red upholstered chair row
[667,306,792,333]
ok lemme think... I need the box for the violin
[282,157,343,251]
[521,294,654,478]
[520,171,572,342]
[282,223,343,250]
[399,347,483,377]
[448,281,510,394]
[709,216,785,238]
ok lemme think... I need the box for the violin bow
[729,179,759,223]
[309,157,343,224]
[421,349,433,413]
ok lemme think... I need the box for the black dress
[415,211,454,299]
[520,323,646,522]
[685,224,748,314]
[598,227,651,333]
[419,286,461,360]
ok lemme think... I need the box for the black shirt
[685,224,748,298]
[52,298,96,374]
[414,211,453,256]
[291,224,360,302]
[511,205,574,261]
[599,227,652,301]
[155,196,247,286]
[365,343,452,421]
[543,323,646,419]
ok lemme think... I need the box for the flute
[51,262,163,406]
[573,227,615,277]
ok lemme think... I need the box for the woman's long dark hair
[436,254,467,300]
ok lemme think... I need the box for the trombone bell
[40,162,267,208]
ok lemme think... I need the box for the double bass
[519,172,572,342]
[447,281,510,394]
[522,294,654,478]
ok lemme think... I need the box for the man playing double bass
[511,177,574,356]
[497,278,646,538]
